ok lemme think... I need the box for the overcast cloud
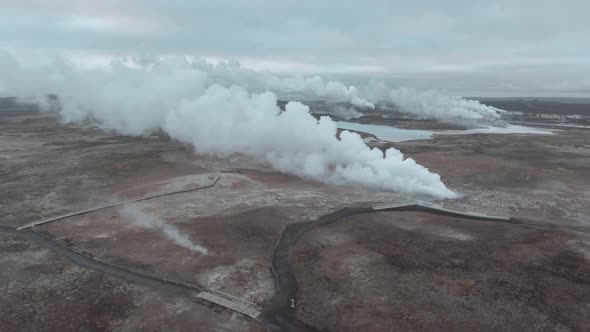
[1,0,589,96]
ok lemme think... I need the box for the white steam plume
[120,205,208,255]
[357,82,504,124]
[189,58,375,109]
[188,58,502,122]
[387,88,503,124]
[0,51,501,124]
[0,52,457,198]
[165,87,455,198]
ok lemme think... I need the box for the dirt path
[261,203,572,331]
[4,201,587,332]
[1,226,270,330]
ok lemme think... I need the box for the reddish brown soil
[291,211,590,331]
[0,233,263,332]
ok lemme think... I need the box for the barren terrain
[2,104,590,331]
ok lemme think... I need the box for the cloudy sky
[2,0,589,96]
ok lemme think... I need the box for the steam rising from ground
[190,58,375,109]
[386,88,503,124]
[0,52,480,198]
[341,84,502,126]
[120,205,208,255]
[187,59,502,123]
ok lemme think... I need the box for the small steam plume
[120,205,208,255]
[387,88,503,124]
[0,51,463,198]
[357,82,504,124]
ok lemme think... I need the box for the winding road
[4,198,583,332]
[260,202,528,331]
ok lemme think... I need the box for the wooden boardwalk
[17,175,220,231]
[372,200,510,221]
[196,291,261,319]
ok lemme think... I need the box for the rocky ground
[391,128,590,227]
[1,107,590,331]
[0,232,263,332]
[291,211,590,331]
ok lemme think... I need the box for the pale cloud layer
[2,0,589,96]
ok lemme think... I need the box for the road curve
[5,200,583,332]
[261,203,528,331]
[22,229,205,296]
[3,227,271,330]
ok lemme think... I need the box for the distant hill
[468,97,590,104]
[472,98,590,115]
[0,97,20,107]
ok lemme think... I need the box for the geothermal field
[1,59,590,331]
